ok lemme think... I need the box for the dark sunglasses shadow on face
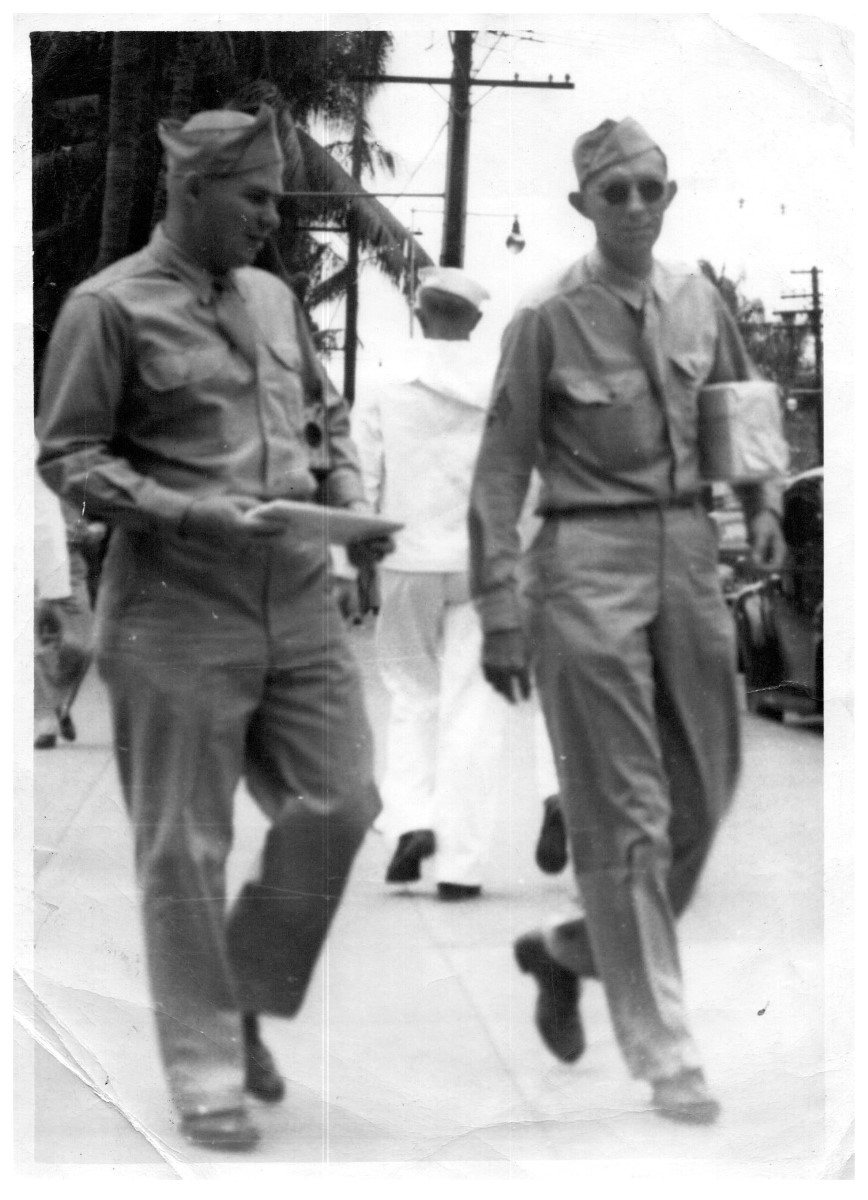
[601,179,666,206]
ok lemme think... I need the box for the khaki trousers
[525,505,740,1081]
[96,528,380,1116]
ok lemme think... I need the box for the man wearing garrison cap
[469,118,787,1123]
[37,106,390,1151]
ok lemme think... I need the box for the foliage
[698,261,822,470]
[31,30,430,379]
[697,260,810,392]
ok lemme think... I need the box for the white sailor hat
[416,266,490,310]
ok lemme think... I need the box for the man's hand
[35,598,64,642]
[333,575,364,624]
[344,501,395,571]
[482,627,532,703]
[749,509,787,571]
[346,535,395,571]
[180,495,286,545]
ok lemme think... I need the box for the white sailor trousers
[376,568,515,886]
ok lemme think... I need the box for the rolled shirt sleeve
[37,293,194,531]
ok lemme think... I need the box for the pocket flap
[267,340,302,372]
[552,366,646,405]
[670,351,708,379]
[139,349,217,392]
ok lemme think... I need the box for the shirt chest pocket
[264,339,307,404]
[139,347,226,393]
[551,366,649,407]
[547,365,664,471]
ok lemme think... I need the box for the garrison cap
[572,117,665,188]
[417,266,490,311]
[158,105,284,178]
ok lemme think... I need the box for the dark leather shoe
[385,829,436,883]
[514,931,585,1063]
[535,795,568,874]
[180,1107,260,1151]
[34,732,57,750]
[437,882,481,901]
[244,1036,285,1103]
[57,712,77,742]
[652,1068,721,1125]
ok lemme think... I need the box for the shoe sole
[654,1099,721,1125]
[245,1044,285,1103]
[385,865,422,883]
[385,837,435,884]
[181,1117,261,1151]
[535,848,568,874]
[184,1130,261,1151]
[245,1080,285,1103]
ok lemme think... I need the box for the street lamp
[505,216,525,254]
[407,207,527,334]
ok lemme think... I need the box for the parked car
[709,488,754,607]
[731,468,823,720]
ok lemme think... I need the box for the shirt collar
[586,245,664,311]
[390,339,492,410]
[148,224,231,304]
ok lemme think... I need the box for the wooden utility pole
[786,267,824,460]
[440,32,474,268]
[342,85,365,405]
[350,34,573,270]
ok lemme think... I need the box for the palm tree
[31,31,431,387]
[94,33,154,271]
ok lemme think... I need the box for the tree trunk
[150,32,199,229]
[342,84,365,405]
[94,33,152,271]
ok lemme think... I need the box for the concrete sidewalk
[20,624,834,1178]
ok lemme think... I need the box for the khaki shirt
[37,225,364,529]
[469,250,782,631]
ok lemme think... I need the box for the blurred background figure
[355,266,559,899]
[34,457,93,749]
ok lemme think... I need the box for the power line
[350,41,573,268]
[392,119,449,202]
[473,31,505,77]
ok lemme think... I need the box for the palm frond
[307,266,351,311]
[290,126,433,284]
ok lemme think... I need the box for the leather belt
[542,495,703,518]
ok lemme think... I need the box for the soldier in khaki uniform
[38,107,389,1151]
[469,117,787,1123]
